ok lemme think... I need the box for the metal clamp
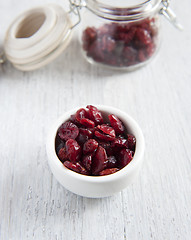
[68,0,86,29]
[160,0,183,30]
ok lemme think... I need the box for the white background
[0,0,190,239]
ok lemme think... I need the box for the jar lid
[86,0,161,21]
[4,4,72,71]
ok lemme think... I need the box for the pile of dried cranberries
[82,18,158,67]
[55,105,136,176]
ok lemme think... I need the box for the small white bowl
[46,105,145,198]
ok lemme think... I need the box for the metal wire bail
[160,0,183,30]
[69,0,85,28]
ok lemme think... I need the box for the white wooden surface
[0,0,191,239]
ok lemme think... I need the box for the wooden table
[0,0,190,239]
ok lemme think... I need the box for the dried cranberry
[138,19,151,33]
[101,35,116,52]
[88,127,96,135]
[76,128,93,145]
[118,149,133,168]
[65,139,81,163]
[92,146,108,175]
[76,108,95,128]
[94,130,115,142]
[58,147,68,162]
[83,139,98,155]
[118,27,136,45]
[127,134,136,151]
[99,168,119,176]
[86,105,104,125]
[70,114,82,127]
[107,156,117,168]
[98,141,113,156]
[64,161,80,173]
[82,154,93,171]
[76,162,89,175]
[76,108,87,121]
[82,27,97,51]
[108,114,125,135]
[111,137,128,153]
[134,28,152,48]
[64,161,88,175]
[58,121,79,141]
[97,124,116,138]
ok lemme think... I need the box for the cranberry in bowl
[46,105,145,198]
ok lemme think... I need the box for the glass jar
[79,0,161,70]
[2,0,181,71]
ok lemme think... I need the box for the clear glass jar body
[80,7,160,70]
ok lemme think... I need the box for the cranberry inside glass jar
[79,0,161,70]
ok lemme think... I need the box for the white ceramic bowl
[46,105,145,198]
